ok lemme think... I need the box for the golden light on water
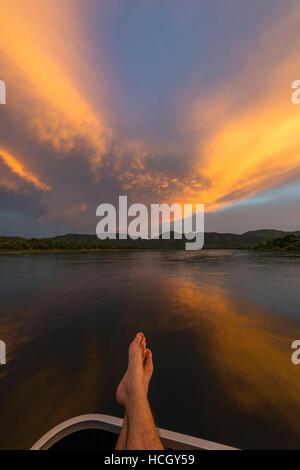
[152,274,300,434]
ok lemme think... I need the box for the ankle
[125,384,148,412]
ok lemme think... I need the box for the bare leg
[116,333,164,450]
[115,340,154,450]
[115,414,128,450]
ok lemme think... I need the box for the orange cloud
[0,0,111,172]
[1,0,300,220]
[0,148,50,192]
[184,4,300,211]
[106,2,300,212]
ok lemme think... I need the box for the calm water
[0,250,300,449]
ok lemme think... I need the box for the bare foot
[116,333,153,408]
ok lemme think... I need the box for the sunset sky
[1,0,300,236]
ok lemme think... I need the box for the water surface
[0,250,299,449]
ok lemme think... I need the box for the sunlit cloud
[0,0,111,172]
[1,0,300,232]
[0,148,50,192]
[104,2,300,213]
[183,3,300,211]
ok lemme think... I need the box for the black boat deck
[50,429,118,450]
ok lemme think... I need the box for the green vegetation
[256,234,300,251]
[1,230,300,251]
[0,236,147,251]
[198,229,300,249]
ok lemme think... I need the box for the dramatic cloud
[1,0,300,234]
[0,0,111,172]
[183,3,300,210]
[99,2,300,213]
[0,148,50,192]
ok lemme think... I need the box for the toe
[136,332,144,344]
[144,349,153,373]
[131,332,144,349]
[129,332,145,359]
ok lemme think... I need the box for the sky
[1,0,300,236]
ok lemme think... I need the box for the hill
[256,234,300,251]
[1,229,300,251]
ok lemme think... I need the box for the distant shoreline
[0,247,300,256]
[0,248,155,254]
[1,230,300,252]
[0,247,181,254]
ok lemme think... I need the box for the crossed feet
[116,332,153,408]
